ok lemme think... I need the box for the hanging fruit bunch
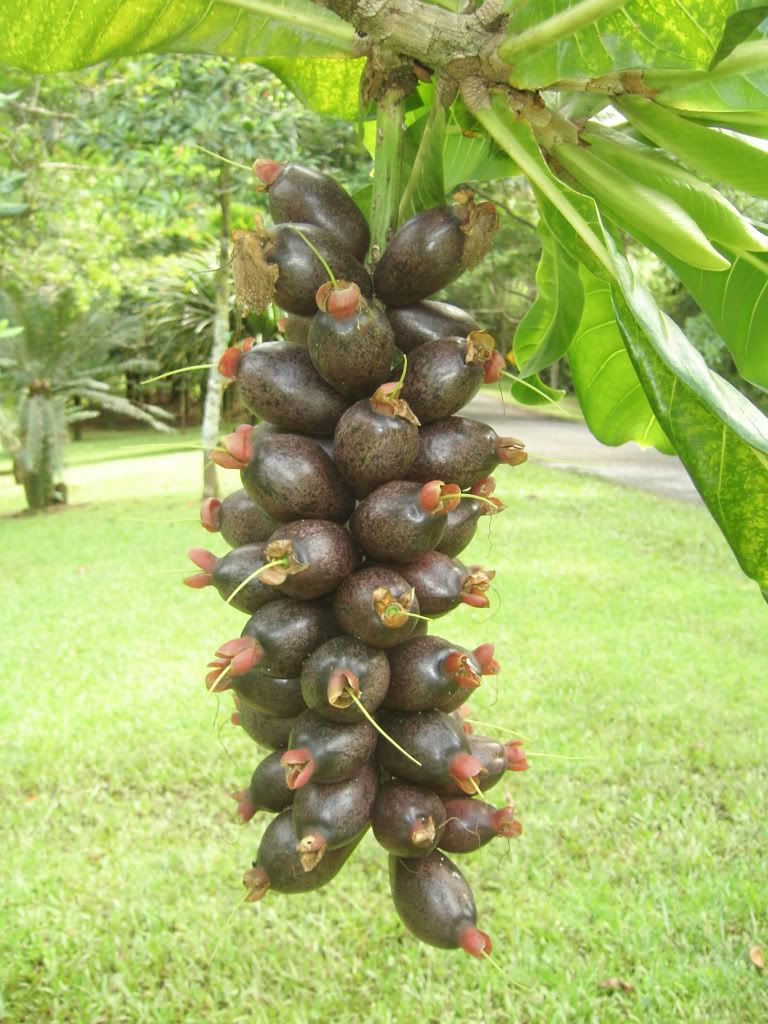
[189,160,529,958]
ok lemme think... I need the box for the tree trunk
[201,160,231,499]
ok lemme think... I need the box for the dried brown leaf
[598,977,636,993]
[749,946,765,971]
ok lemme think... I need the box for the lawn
[1,436,766,1024]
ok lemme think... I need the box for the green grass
[1,438,766,1023]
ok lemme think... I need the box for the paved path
[463,393,701,504]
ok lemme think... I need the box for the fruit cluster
[187,161,529,958]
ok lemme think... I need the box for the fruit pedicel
[189,161,529,958]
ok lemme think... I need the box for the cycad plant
[0,286,173,510]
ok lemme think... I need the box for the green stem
[192,145,251,172]
[500,0,629,61]
[473,100,616,279]
[220,0,357,52]
[646,40,768,90]
[225,557,290,607]
[369,93,407,258]
[141,364,215,385]
[344,687,422,767]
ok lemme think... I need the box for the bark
[201,161,232,499]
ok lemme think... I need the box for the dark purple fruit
[241,598,338,678]
[279,313,311,347]
[300,636,390,723]
[262,519,360,600]
[243,808,360,901]
[407,417,527,490]
[350,480,460,563]
[216,430,354,524]
[436,734,529,798]
[437,797,522,853]
[333,382,420,497]
[232,220,372,317]
[389,850,492,956]
[230,668,305,718]
[281,710,377,789]
[231,342,348,436]
[308,283,395,399]
[232,750,296,821]
[400,332,497,424]
[200,490,280,548]
[436,477,504,558]
[384,635,488,712]
[394,551,495,616]
[373,193,498,307]
[333,567,420,649]
[254,160,370,262]
[184,543,278,614]
[386,300,479,355]
[233,701,297,750]
[375,709,484,793]
[292,759,379,870]
[372,782,445,858]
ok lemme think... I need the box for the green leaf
[582,129,768,251]
[569,267,674,451]
[442,130,519,190]
[513,222,584,376]
[0,201,29,217]
[508,371,566,407]
[659,249,768,389]
[617,95,768,200]
[259,57,363,119]
[0,0,356,72]
[710,6,768,67]
[502,0,746,90]
[398,103,447,223]
[609,238,768,595]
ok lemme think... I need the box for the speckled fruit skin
[205,489,281,548]
[249,808,361,894]
[264,519,360,600]
[386,300,478,355]
[388,850,479,949]
[383,635,480,713]
[372,782,446,858]
[393,551,474,617]
[375,709,472,788]
[288,710,377,784]
[333,567,420,650]
[308,303,394,400]
[436,496,486,558]
[236,342,348,436]
[400,336,487,425]
[373,206,467,307]
[292,759,378,850]
[333,398,420,498]
[406,417,500,489]
[350,481,448,563]
[267,223,372,316]
[242,433,355,524]
[244,750,296,813]
[241,598,338,679]
[236,704,297,750]
[208,543,279,614]
[437,798,516,853]
[264,163,370,262]
[435,734,509,798]
[300,636,390,723]
[231,668,306,718]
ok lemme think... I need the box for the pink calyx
[206,636,262,689]
[473,644,500,676]
[492,805,522,838]
[471,476,496,498]
[449,752,486,794]
[297,832,328,872]
[419,480,461,514]
[461,566,495,609]
[200,497,222,533]
[212,426,254,470]
[497,436,527,466]
[327,669,360,708]
[483,350,506,384]
[231,788,256,823]
[183,547,217,589]
[217,338,254,379]
[505,740,530,772]
[252,158,283,186]
[410,815,437,848]
[280,749,316,790]
[458,925,493,958]
[316,280,362,320]
[443,650,482,690]
[370,381,421,425]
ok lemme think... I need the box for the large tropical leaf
[568,268,673,452]
[0,0,355,70]
[259,57,364,119]
[501,0,758,90]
